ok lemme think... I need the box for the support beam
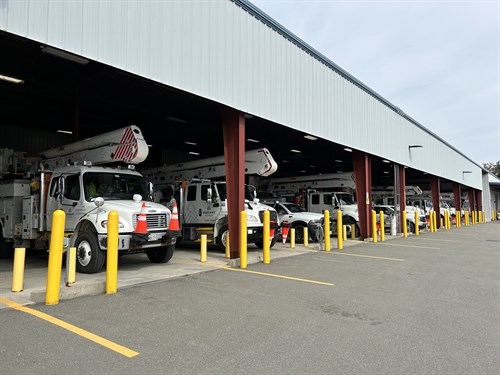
[468,189,476,213]
[430,176,441,228]
[398,165,406,232]
[353,151,372,240]
[222,108,245,259]
[453,182,461,216]
[475,190,483,211]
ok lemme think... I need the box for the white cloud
[250,0,500,165]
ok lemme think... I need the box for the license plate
[149,232,163,241]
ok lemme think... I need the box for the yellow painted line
[376,242,440,250]
[412,238,459,242]
[0,297,139,358]
[329,251,405,262]
[173,261,334,286]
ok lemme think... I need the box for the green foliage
[483,161,500,177]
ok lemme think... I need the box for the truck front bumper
[98,230,180,250]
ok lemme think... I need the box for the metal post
[263,210,270,264]
[240,211,247,269]
[45,210,66,305]
[106,211,119,295]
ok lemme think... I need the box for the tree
[483,161,500,177]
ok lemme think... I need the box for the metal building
[0,0,495,252]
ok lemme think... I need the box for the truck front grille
[133,213,169,230]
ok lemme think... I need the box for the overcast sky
[249,0,500,166]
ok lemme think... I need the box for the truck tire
[147,245,175,263]
[255,236,277,249]
[292,224,306,244]
[0,230,14,259]
[216,225,229,252]
[75,232,105,274]
[408,221,415,233]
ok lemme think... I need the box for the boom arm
[40,125,149,169]
[142,148,278,183]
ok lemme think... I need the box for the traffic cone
[135,202,149,234]
[169,201,180,231]
[270,220,276,246]
[281,222,289,245]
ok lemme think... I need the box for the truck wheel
[147,245,175,263]
[0,230,14,259]
[216,226,229,252]
[255,236,277,249]
[344,219,360,238]
[75,232,105,274]
[408,221,415,233]
[293,224,305,244]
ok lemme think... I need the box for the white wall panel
[0,0,483,190]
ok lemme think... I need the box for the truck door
[45,174,82,231]
[183,183,222,225]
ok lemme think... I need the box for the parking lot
[1,223,499,374]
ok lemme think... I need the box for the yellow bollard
[45,210,66,305]
[225,232,230,258]
[350,224,355,240]
[380,211,385,242]
[200,234,207,263]
[401,211,408,237]
[342,225,347,241]
[465,211,469,226]
[263,210,270,264]
[106,211,119,295]
[444,210,449,230]
[333,210,339,251]
[12,247,26,292]
[240,211,247,269]
[303,227,308,248]
[371,210,377,243]
[67,247,76,285]
[325,210,331,251]
[433,211,437,232]
[290,228,295,249]
[414,210,419,236]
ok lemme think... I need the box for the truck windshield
[83,172,149,201]
[337,193,356,205]
[215,183,255,201]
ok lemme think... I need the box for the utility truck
[263,173,359,237]
[141,148,280,251]
[0,126,178,273]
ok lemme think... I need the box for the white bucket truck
[141,148,280,251]
[0,126,178,273]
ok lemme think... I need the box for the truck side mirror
[57,176,65,202]
[207,187,213,203]
[94,197,105,207]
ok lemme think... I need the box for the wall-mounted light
[246,138,260,143]
[462,171,472,177]
[343,147,353,152]
[408,145,423,149]
[41,45,89,65]
[304,135,317,141]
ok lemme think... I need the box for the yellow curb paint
[0,298,139,358]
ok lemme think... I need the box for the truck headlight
[101,220,125,229]
[247,215,259,223]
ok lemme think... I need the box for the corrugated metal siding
[0,0,483,189]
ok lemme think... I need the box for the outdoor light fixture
[383,159,390,163]
[166,116,187,124]
[335,159,343,163]
[343,147,353,152]
[57,130,73,134]
[0,74,24,84]
[246,138,260,143]
[408,145,423,149]
[189,151,200,156]
[290,149,301,153]
[41,45,89,65]
[184,141,197,145]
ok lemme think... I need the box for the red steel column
[430,176,441,228]
[453,182,461,216]
[222,108,245,259]
[475,190,482,211]
[353,151,372,240]
[468,189,476,212]
[398,165,406,231]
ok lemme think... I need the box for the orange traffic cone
[270,221,276,246]
[281,222,289,245]
[169,201,180,231]
[135,202,149,234]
